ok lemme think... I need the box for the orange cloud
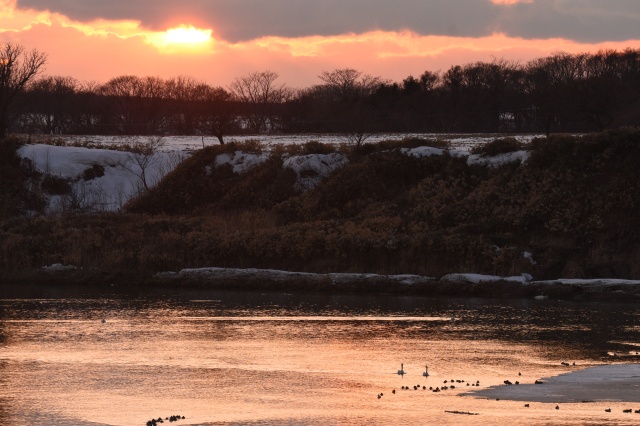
[2,1,640,88]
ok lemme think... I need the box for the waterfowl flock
[378,363,640,417]
[145,415,185,425]
[380,364,483,401]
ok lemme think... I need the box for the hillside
[2,129,640,283]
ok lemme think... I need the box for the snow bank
[214,151,269,174]
[534,278,640,288]
[468,364,640,403]
[401,145,530,168]
[400,146,466,158]
[158,268,435,285]
[283,153,349,191]
[41,263,78,272]
[18,144,184,212]
[467,150,531,167]
[441,273,533,284]
[159,268,640,289]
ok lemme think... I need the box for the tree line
[3,43,640,142]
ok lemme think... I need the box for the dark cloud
[494,0,640,43]
[15,0,640,43]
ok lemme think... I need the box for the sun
[165,25,212,44]
[147,25,214,53]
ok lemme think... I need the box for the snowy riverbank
[8,266,638,302]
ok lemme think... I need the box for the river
[0,284,638,425]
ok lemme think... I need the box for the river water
[0,284,639,425]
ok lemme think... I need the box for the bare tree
[318,68,385,99]
[317,68,387,148]
[228,70,291,133]
[124,136,165,192]
[197,85,238,144]
[0,43,47,138]
[99,75,169,135]
[26,75,78,134]
[165,75,207,134]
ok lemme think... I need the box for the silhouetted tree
[25,75,78,134]
[197,86,238,144]
[229,70,291,133]
[0,43,47,138]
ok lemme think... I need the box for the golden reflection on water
[0,293,638,425]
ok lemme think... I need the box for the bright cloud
[146,25,214,54]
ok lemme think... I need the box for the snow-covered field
[27,133,542,153]
[17,133,540,213]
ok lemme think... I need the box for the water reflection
[0,283,639,425]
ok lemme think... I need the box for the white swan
[533,293,548,300]
[397,363,405,375]
[423,365,429,377]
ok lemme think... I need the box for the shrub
[82,164,105,181]
[41,175,72,195]
[471,137,526,156]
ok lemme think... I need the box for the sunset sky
[2,0,640,88]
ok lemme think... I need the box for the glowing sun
[165,25,212,44]
[147,25,213,53]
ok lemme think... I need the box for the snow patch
[441,273,533,284]
[523,251,537,265]
[41,263,78,272]
[162,268,435,285]
[467,150,530,167]
[18,143,185,212]
[214,151,269,174]
[534,278,640,287]
[283,153,348,191]
[400,146,466,158]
